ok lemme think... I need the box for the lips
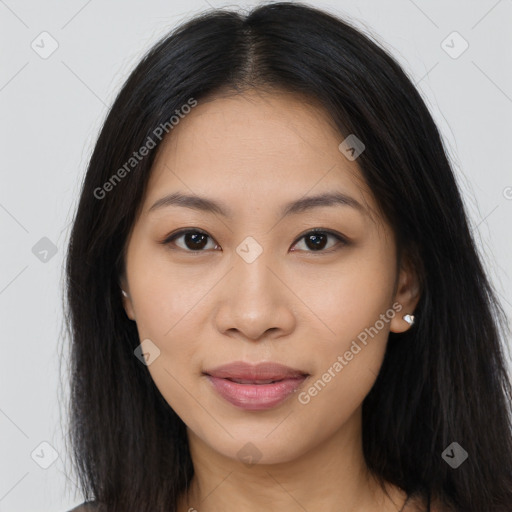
[204,361,307,381]
[203,361,309,410]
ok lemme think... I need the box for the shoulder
[67,502,99,512]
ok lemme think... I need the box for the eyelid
[160,227,349,253]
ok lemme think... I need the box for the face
[121,88,419,465]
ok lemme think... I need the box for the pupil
[306,234,327,250]
[186,232,207,250]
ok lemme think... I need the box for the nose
[213,251,296,343]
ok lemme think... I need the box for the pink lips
[204,361,308,411]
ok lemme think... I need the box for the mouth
[222,378,290,384]
[203,361,309,411]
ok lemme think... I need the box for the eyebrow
[147,191,366,218]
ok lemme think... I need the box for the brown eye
[163,229,218,251]
[304,233,328,250]
[161,228,347,254]
[291,229,347,253]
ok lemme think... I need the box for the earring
[121,289,129,298]
[403,314,415,326]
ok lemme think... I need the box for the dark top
[67,503,98,512]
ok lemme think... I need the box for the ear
[389,256,421,334]
[119,277,136,321]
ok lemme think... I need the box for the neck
[177,407,407,512]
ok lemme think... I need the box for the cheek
[126,241,209,338]
[294,271,395,429]
[124,243,209,415]
[302,247,396,342]
[297,247,396,402]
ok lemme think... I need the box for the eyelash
[159,228,348,254]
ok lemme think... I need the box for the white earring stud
[121,289,129,298]
[403,314,415,326]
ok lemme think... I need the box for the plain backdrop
[0,0,511,510]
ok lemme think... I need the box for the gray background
[1,0,511,510]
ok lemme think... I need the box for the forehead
[143,88,379,222]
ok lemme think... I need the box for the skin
[120,88,422,512]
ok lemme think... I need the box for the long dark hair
[63,2,512,510]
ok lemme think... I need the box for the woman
[64,2,512,511]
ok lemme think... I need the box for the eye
[291,228,347,253]
[161,228,347,253]
[161,229,219,252]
